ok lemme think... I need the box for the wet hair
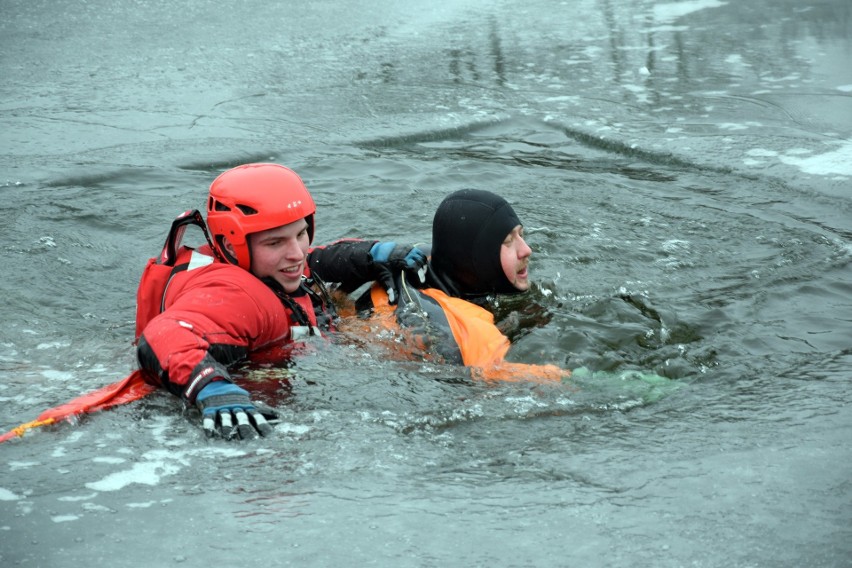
[428,189,523,298]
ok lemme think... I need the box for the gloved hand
[195,381,276,440]
[369,241,428,304]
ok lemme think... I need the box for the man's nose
[284,238,305,259]
[518,237,532,257]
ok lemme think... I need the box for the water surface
[1,1,850,566]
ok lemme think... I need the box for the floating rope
[0,370,156,444]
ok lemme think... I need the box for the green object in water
[569,366,681,405]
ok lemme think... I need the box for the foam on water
[744,141,852,177]
[126,501,157,508]
[81,502,113,513]
[92,456,127,465]
[277,422,312,436]
[0,488,21,501]
[8,461,39,471]
[778,140,852,176]
[653,0,727,23]
[38,369,74,381]
[717,122,761,131]
[57,493,97,502]
[84,446,248,492]
[84,450,190,492]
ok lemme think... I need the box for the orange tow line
[0,369,156,444]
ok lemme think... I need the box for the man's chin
[276,277,302,293]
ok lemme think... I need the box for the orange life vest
[361,283,570,384]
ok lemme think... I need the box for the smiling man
[136,163,426,440]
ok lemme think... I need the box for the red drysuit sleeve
[137,263,290,402]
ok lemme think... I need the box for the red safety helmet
[206,163,316,270]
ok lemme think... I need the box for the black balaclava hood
[428,189,523,299]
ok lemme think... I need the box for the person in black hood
[351,188,567,383]
[426,188,532,301]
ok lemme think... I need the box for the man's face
[248,218,311,293]
[500,225,532,291]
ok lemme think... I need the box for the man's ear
[222,237,237,258]
[215,235,240,265]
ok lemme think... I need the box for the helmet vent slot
[212,199,231,212]
[236,204,258,216]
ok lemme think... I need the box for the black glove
[369,241,427,304]
[195,381,277,440]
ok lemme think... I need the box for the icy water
[1,0,851,566]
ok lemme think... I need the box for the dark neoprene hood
[429,189,523,298]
